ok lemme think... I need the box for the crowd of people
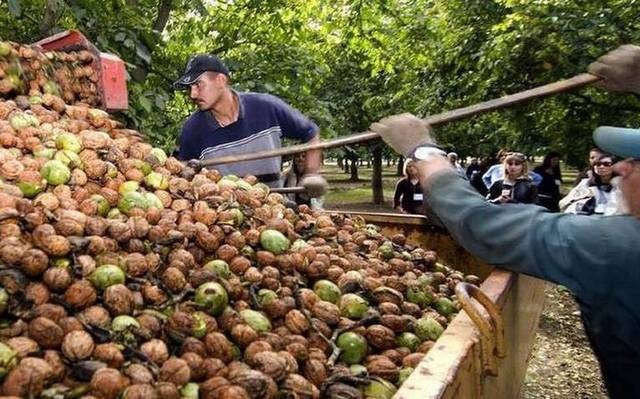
[393,146,628,216]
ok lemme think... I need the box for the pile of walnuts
[0,63,480,399]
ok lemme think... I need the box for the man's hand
[588,45,640,94]
[369,113,436,157]
[301,174,327,198]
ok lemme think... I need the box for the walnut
[366,356,400,382]
[159,357,191,386]
[62,330,95,361]
[365,324,396,350]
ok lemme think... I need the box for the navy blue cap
[174,54,229,88]
[593,126,640,159]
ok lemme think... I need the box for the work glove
[588,44,640,94]
[300,174,328,198]
[369,113,437,157]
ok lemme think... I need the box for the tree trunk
[396,156,405,176]
[344,160,350,173]
[337,157,343,169]
[372,147,384,204]
[366,159,371,168]
[153,0,173,33]
[350,158,359,181]
[386,158,391,167]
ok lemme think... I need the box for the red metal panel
[100,53,129,111]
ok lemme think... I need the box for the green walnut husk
[0,42,11,57]
[144,192,164,210]
[339,293,369,319]
[55,133,82,153]
[221,174,239,182]
[194,282,229,316]
[349,364,368,377]
[89,264,126,290]
[40,160,71,186]
[9,112,30,130]
[397,368,414,386]
[406,286,433,308]
[0,288,7,314]
[148,148,167,165]
[336,332,368,365]
[290,239,309,252]
[52,257,71,268]
[203,260,231,279]
[0,342,18,379]
[112,315,140,332]
[118,181,139,195]
[180,382,199,399]
[16,178,46,198]
[43,80,60,96]
[54,149,83,169]
[434,297,457,317]
[414,317,444,341]
[118,191,148,215]
[90,194,110,217]
[144,172,169,190]
[260,229,290,255]
[191,312,208,338]
[236,179,252,191]
[313,280,342,304]
[33,147,56,159]
[132,159,152,176]
[219,208,244,226]
[239,309,272,333]
[395,332,421,352]
[241,245,256,259]
[257,289,278,307]
[362,378,397,399]
[378,241,394,260]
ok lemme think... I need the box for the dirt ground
[522,284,607,398]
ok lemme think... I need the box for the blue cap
[174,54,230,89]
[593,126,640,159]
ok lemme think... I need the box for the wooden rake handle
[195,73,599,168]
[269,186,306,194]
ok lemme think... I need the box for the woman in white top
[560,154,627,215]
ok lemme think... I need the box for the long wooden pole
[195,73,599,168]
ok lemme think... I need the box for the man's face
[189,72,225,111]
[613,159,640,218]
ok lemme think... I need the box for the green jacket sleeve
[426,171,640,306]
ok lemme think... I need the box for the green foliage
[0,0,639,167]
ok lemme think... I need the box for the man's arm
[418,161,623,304]
[303,134,322,175]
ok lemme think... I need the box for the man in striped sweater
[174,54,326,196]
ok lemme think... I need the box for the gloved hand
[588,45,640,94]
[369,113,437,157]
[300,174,328,198]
